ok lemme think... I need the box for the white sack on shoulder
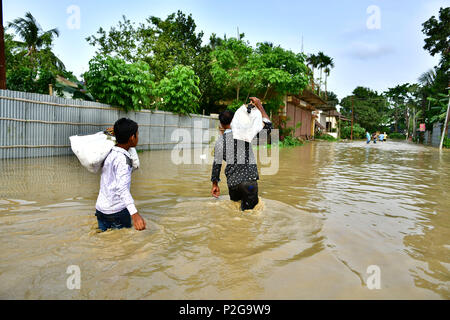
[69,132,116,173]
[231,105,263,143]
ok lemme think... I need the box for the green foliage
[340,87,388,133]
[6,66,57,94]
[4,12,72,95]
[155,65,201,115]
[421,7,450,58]
[278,135,304,147]
[340,123,366,139]
[443,136,450,149]
[427,93,449,123]
[85,11,214,109]
[85,11,310,114]
[83,55,155,112]
[211,39,309,115]
[389,132,406,140]
[6,12,65,74]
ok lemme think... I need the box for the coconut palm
[322,56,334,99]
[306,53,319,90]
[316,51,327,95]
[418,69,436,87]
[7,12,65,71]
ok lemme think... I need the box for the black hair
[219,110,234,126]
[114,118,138,144]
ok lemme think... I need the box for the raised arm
[210,136,224,198]
[250,97,270,122]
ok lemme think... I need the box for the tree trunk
[263,84,270,100]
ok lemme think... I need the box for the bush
[340,123,366,139]
[443,136,450,148]
[389,132,406,140]
[6,66,57,95]
[84,55,155,112]
[279,135,304,147]
[155,65,201,115]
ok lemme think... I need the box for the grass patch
[315,133,338,141]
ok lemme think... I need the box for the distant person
[372,132,377,144]
[95,118,146,232]
[383,132,387,141]
[366,131,371,144]
[210,97,272,211]
[379,133,384,142]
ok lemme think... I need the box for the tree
[7,12,64,72]
[418,7,450,134]
[155,65,201,115]
[384,84,410,132]
[6,65,56,94]
[254,42,309,114]
[322,56,334,99]
[210,38,309,115]
[325,91,339,107]
[422,7,450,58]
[418,69,436,87]
[83,55,155,112]
[316,51,326,95]
[341,86,388,133]
[210,37,254,103]
[306,53,319,90]
[86,11,215,111]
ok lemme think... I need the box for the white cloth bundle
[69,132,139,173]
[231,105,263,143]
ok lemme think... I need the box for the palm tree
[418,69,436,87]
[306,53,319,90]
[316,51,327,95]
[322,56,334,99]
[7,12,64,71]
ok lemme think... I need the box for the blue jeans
[95,208,132,232]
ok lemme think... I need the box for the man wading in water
[210,97,272,210]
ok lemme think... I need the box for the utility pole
[0,0,6,89]
[301,35,304,53]
[350,96,354,140]
[439,85,450,150]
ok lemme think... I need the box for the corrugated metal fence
[0,89,219,159]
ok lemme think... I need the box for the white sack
[70,132,116,173]
[230,105,263,143]
[70,131,140,173]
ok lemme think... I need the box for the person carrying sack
[95,118,146,231]
[210,97,272,211]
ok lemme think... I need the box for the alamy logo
[366,265,381,289]
[66,265,81,290]
[170,121,280,175]
[366,5,381,30]
[67,5,81,30]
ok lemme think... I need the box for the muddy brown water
[0,140,449,299]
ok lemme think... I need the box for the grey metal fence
[0,89,219,159]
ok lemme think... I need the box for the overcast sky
[3,0,448,100]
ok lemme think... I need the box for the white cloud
[346,41,395,60]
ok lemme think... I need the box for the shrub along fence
[0,89,219,159]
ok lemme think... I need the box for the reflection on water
[0,140,449,299]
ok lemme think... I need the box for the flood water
[0,140,449,299]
